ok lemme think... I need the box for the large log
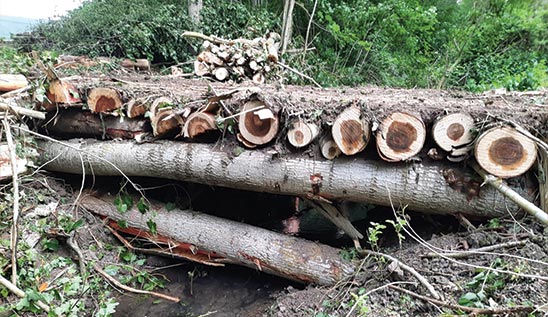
[79,194,354,285]
[37,139,534,218]
[42,109,151,139]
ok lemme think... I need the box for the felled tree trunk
[38,139,534,218]
[78,194,355,285]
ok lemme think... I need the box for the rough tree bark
[281,0,295,54]
[79,194,355,285]
[188,0,203,25]
[38,139,533,218]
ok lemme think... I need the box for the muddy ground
[1,172,546,317]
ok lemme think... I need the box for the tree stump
[331,105,370,156]
[87,88,123,113]
[287,121,319,148]
[376,112,426,162]
[474,126,537,178]
[238,100,278,146]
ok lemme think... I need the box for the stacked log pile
[3,73,547,286]
[22,75,546,218]
[189,32,280,83]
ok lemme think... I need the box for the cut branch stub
[474,126,537,178]
[0,74,28,92]
[376,112,426,162]
[332,106,370,155]
[183,112,217,138]
[238,100,279,146]
[87,88,122,113]
[149,97,183,137]
[287,121,319,148]
[42,79,81,111]
[319,134,342,160]
[432,113,475,160]
[126,98,147,118]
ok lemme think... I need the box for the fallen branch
[389,284,534,315]
[471,161,548,225]
[0,102,46,120]
[0,274,50,312]
[92,263,180,303]
[361,249,440,300]
[3,118,19,286]
[277,61,322,88]
[424,240,528,259]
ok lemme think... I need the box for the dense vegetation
[18,0,548,91]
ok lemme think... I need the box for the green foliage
[458,258,508,308]
[18,0,548,91]
[292,0,548,91]
[367,222,386,251]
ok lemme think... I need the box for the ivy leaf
[43,238,59,252]
[165,202,176,211]
[147,219,157,235]
[137,197,150,214]
[117,220,128,229]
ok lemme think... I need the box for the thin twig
[0,274,50,312]
[360,249,441,300]
[93,263,180,302]
[389,285,534,315]
[3,118,19,286]
[277,61,322,88]
[424,240,528,259]
[67,234,87,277]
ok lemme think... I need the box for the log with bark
[41,79,82,111]
[319,134,342,160]
[87,87,123,113]
[332,105,370,156]
[0,74,28,92]
[78,193,355,285]
[37,139,535,218]
[238,99,279,146]
[474,126,537,178]
[432,113,475,161]
[42,109,151,140]
[376,112,426,162]
[287,121,319,148]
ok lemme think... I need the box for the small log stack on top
[185,31,281,84]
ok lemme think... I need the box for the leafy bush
[17,0,548,91]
